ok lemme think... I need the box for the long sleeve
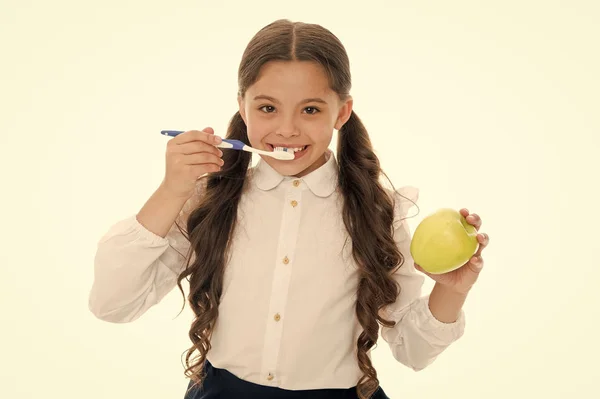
[379,186,466,371]
[88,188,201,323]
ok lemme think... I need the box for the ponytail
[178,111,252,394]
[338,111,403,399]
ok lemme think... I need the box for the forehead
[248,61,333,99]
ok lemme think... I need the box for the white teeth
[274,146,306,153]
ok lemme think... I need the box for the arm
[136,182,192,238]
[379,187,466,371]
[429,282,468,323]
[88,181,204,323]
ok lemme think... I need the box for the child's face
[239,61,352,177]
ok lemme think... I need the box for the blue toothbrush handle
[220,139,246,150]
[160,131,247,151]
[161,130,184,137]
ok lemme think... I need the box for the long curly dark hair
[174,19,414,399]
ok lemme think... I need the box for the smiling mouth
[267,144,309,153]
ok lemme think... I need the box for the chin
[260,157,305,176]
[268,161,306,176]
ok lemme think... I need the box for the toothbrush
[160,130,295,161]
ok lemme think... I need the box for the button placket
[260,182,304,384]
[290,180,300,208]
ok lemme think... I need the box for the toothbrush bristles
[271,146,296,160]
[274,147,294,153]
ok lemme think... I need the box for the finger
[184,153,225,167]
[413,263,430,275]
[474,232,489,256]
[178,141,224,157]
[414,263,441,280]
[477,232,489,245]
[466,213,482,230]
[173,128,222,145]
[468,256,484,273]
[191,163,221,176]
[460,208,469,218]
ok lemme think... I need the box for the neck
[294,152,328,177]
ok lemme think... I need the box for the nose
[276,116,300,138]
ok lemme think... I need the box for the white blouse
[89,150,466,390]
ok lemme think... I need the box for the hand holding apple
[411,208,490,293]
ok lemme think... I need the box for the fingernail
[215,135,222,143]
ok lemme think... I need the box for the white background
[1,1,599,398]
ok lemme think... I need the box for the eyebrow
[253,94,328,105]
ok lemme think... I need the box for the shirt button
[274,313,281,322]
[283,256,289,264]
[293,180,300,187]
[291,200,298,207]
[267,373,274,381]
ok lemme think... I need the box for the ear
[238,95,247,124]
[334,96,353,130]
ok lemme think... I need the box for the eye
[259,105,276,113]
[304,107,320,115]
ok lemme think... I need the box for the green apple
[409,208,479,274]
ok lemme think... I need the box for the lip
[267,143,309,149]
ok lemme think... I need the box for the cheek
[246,128,261,147]
[245,115,270,146]
[316,132,334,147]
[247,111,281,130]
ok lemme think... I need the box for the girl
[89,19,490,399]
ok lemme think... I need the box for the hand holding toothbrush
[161,130,295,160]
[161,128,225,199]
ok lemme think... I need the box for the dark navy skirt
[184,360,390,399]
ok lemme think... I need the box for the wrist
[158,181,194,202]
[428,283,469,323]
[435,281,473,296]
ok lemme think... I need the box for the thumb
[414,263,434,278]
[467,256,484,274]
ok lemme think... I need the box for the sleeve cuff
[97,215,171,248]
[408,295,466,341]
